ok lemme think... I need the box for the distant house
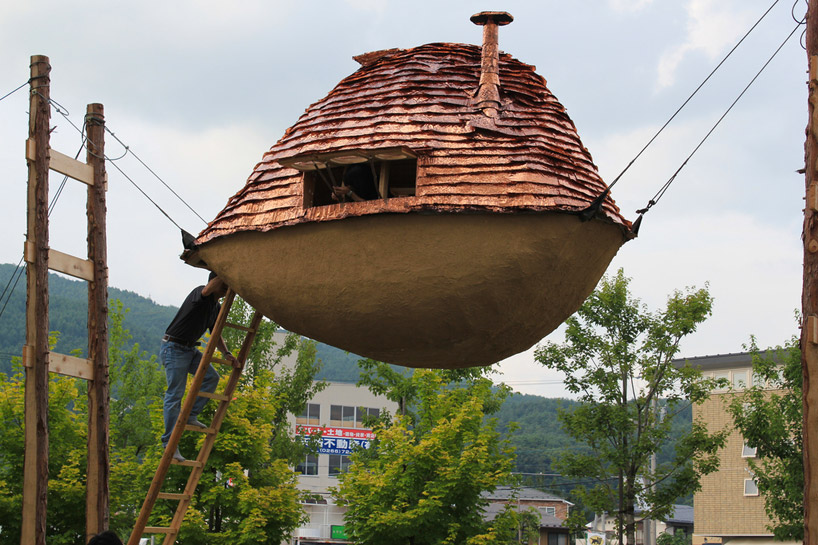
[482,486,572,545]
[584,504,694,545]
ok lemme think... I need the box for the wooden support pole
[806,5,818,544]
[21,54,51,545]
[85,103,109,542]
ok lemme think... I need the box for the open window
[279,147,417,207]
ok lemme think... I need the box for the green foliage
[0,297,321,544]
[657,529,692,545]
[0,333,87,545]
[727,335,803,541]
[336,366,518,545]
[534,269,727,544]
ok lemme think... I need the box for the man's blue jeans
[160,340,220,446]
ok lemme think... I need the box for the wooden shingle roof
[194,42,629,246]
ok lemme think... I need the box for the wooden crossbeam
[26,138,95,186]
[24,242,94,282]
[22,345,94,380]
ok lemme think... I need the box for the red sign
[296,425,375,440]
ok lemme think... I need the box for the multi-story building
[675,351,799,545]
[289,381,400,544]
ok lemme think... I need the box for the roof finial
[471,11,513,117]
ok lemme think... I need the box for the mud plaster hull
[197,212,624,368]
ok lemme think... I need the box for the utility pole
[21,54,51,545]
[805,3,818,545]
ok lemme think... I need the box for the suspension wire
[0,127,88,327]
[104,126,208,224]
[0,81,28,103]
[43,95,190,233]
[604,0,784,195]
[631,21,802,235]
[0,260,25,324]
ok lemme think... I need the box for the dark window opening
[281,147,417,208]
[329,454,352,476]
[296,454,318,476]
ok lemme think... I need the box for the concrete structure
[675,352,798,545]
[289,381,399,544]
[483,486,572,545]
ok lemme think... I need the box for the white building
[288,381,399,544]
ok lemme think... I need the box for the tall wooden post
[85,103,109,540]
[21,54,51,545]
[805,3,818,544]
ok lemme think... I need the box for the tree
[727,335,803,541]
[0,298,323,545]
[334,365,521,545]
[534,269,727,545]
[0,333,88,545]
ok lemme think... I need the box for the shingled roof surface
[195,42,629,245]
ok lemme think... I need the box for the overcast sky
[0,0,807,397]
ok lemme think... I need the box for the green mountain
[0,263,391,383]
[0,263,177,374]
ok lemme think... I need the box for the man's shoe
[171,447,186,463]
[187,417,208,429]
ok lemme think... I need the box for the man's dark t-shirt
[164,286,221,343]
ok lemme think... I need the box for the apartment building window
[356,407,380,427]
[296,454,319,476]
[742,441,757,458]
[296,403,321,425]
[330,405,380,428]
[713,371,730,391]
[732,370,748,390]
[544,506,556,516]
[329,454,352,476]
[744,478,759,496]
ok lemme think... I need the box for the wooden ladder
[127,289,263,545]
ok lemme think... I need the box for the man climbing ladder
[127,279,263,545]
[160,271,238,461]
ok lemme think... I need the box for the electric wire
[605,0,784,194]
[0,81,28,103]
[104,126,208,224]
[45,96,191,233]
[0,137,87,329]
[632,21,802,230]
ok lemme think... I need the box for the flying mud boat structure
[183,12,633,368]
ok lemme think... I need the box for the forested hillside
[0,264,177,374]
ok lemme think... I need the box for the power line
[632,21,803,233]
[606,0,785,195]
[104,127,208,224]
[45,96,193,234]
[0,81,27,103]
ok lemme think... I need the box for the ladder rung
[171,459,203,468]
[157,492,191,501]
[198,391,230,401]
[225,321,255,332]
[211,356,238,367]
[143,527,175,534]
[184,424,215,434]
